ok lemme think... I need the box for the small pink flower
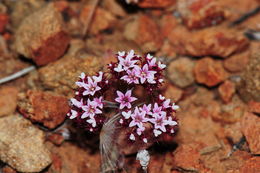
[139,104,152,115]
[93,71,103,83]
[120,68,139,84]
[136,126,145,136]
[118,50,138,71]
[81,99,102,119]
[166,117,178,126]
[150,114,168,132]
[115,90,137,109]
[147,57,157,67]
[70,98,84,108]
[163,99,171,109]
[94,96,103,109]
[129,107,149,128]
[85,77,101,96]
[151,103,166,117]
[137,64,157,84]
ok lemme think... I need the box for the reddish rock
[124,14,163,52]
[18,90,69,129]
[14,3,70,66]
[169,27,249,58]
[167,57,195,88]
[241,112,260,154]
[0,13,8,33]
[239,157,260,173]
[249,101,260,114]
[218,80,235,103]
[138,0,176,8]
[164,83,183,102]
[194,57,228,87]
[172,143,211,172]
[177,0,226,29]
[223,51,250,73]
[0,87,18,117]
[80,5,116,35]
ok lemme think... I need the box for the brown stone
[0,87,18,117]
[18,90,69,129]
[241,112,260,154]
[218,80,235,103]
[164,83,183,102]
[14,3,70,66]
[0,115,51,172]
[167,57,195,88]
[80,5,116,35]
[124,14,163,52]
[249,101,260,114]
[223,51,250,73]
[194,57,228,87]
[177,0,226,29]
[239,157,260,173]
[172,143,209,172]
[169,26,249,58]
[138,0,175,8]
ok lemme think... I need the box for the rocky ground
[0,0,259,173]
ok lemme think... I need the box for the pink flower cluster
[67,72,108,132]
[109,50,165,92]
[68,50,178,143]
[118,93,178,143]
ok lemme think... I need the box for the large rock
[124,14,163,52]
[14,3,70,66]
[18,90,69,129]
[167,57,195,88]
[0,115,51,172]
[169,26,249,58]
[194,57,228,87]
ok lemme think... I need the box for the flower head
[129,107,149,128]
[137,64,157,84]
[121,68,139,84]
[115,90,137,109]
[82,99,102,119]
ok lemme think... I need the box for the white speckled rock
[0,115,51,172]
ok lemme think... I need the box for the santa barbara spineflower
[67,50,178,172]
